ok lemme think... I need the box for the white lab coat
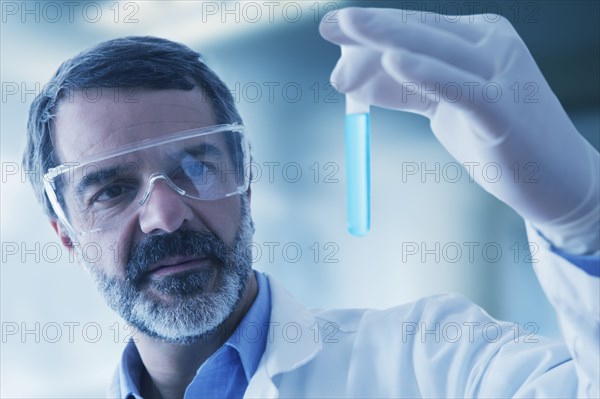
[109,224,599,398]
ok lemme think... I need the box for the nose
[138,174,195,234]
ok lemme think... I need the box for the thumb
[331,46,382,93]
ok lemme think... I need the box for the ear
[49,218,74,249]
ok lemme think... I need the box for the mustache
[125,229,227,284]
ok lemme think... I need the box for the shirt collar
[224,270,271,382]
[119,340,144,399]
[118,270,271,397]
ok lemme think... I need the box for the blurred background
[1,0,598,397]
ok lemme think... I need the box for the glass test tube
[345,96,370,236]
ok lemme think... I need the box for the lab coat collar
[244,273,322,398]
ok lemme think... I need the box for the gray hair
[24,36,243,219]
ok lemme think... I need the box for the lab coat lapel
[244,274,323,398]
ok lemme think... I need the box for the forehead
[52,88,217,163]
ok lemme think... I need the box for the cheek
[197,196,242,243]
[74,232,129,276]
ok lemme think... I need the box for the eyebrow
[75,164,138,196]
[184,142,224,158]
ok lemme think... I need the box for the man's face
[52,88,254,343]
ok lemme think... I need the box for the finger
[331,47,437,117]
[319,9,361,46]
[373,8,491,43]
[320,7,490,46]
[321,7,496,80]
[381,48,508,140]
[381,48,485,107]
[338,8,495,80]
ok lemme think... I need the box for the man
[25,7,598,399]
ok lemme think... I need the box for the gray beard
[83,197,254,344]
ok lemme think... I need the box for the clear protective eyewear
[44,124,250,235]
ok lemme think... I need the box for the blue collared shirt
[118,271,271,399]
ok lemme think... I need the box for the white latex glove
[320,7,599,254]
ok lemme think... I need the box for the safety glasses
[44,124,249,236]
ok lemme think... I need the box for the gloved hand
[320,7,599,254]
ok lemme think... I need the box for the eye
[97,185,124,200]
[178,155,220,184]
[90,183,136,206]
[182,161,216,177]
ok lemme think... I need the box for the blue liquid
[345,113,370,236]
